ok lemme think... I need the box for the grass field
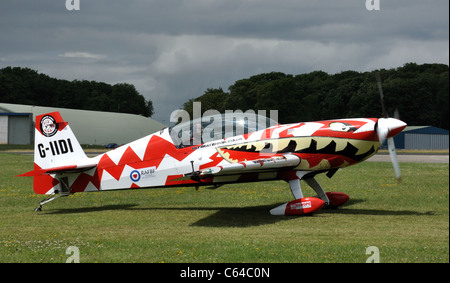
[0,152,448,263]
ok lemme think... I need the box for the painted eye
[329,122,358,132]
[329,122,349,132]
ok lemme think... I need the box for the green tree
[182,88,228,118]
[0,67,155,117]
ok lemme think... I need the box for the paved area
[367,154,449,163]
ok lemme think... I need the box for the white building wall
[0,116,8,144]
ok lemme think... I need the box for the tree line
[0,67,154,117]
[1,63,448,129]
[182,63,449,129]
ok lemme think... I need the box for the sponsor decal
[40,115,59,137]
[302,200,312,209]
[290,200,312,210]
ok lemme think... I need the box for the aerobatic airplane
[18,110,406,215]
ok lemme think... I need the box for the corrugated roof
[403,126,449,135]
[0,103,167,145]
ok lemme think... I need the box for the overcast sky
[0,0,448,123]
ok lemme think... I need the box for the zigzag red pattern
[70,135,196,192]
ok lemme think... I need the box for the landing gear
[304,177,330,205]
[322,192,350,209]
[34,177,71,212]
[270,173,349,216]
[34,192,70,212]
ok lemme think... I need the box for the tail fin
[18,112,96,194]
[34,112,87,169]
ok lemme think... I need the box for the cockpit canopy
[169,112,278,148]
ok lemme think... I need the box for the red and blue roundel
[130,170,140,182]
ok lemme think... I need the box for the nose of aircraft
[384,118,407,138]
[376,117,407,143]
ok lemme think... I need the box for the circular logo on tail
[40,115,58,137]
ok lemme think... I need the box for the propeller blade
[375,73,406,182]
[376,73,388,118]
[387,137,402,183]
[376,118,407,183]
[376,118,389,145]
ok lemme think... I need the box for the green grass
[0,153,448,263]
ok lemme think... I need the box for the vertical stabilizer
[22,112,89,194]
[34,112,87,168]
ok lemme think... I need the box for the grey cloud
[0,0,448,123]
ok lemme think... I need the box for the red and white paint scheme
[19,111,406,214]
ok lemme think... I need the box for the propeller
[375,73,406,183]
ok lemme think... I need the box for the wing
[188,154,301,181]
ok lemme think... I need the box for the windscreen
[169,112,278,148]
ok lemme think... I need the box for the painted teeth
[218,137,379,163]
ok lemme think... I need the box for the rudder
[34,112,87,169]
[24,112,89,194]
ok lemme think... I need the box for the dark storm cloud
[0,0,448,123]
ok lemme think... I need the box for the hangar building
[391,126,449,150]
[0,103,167,146]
